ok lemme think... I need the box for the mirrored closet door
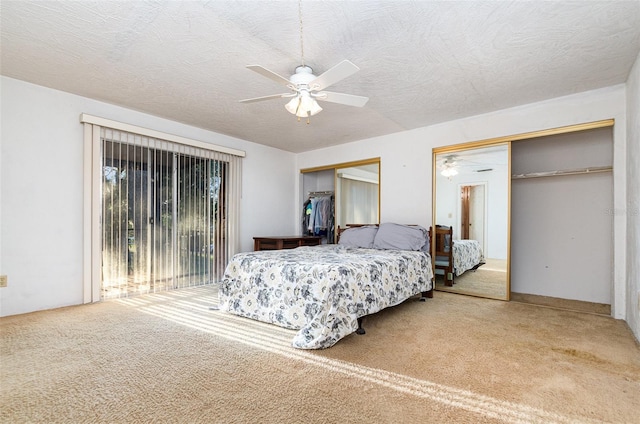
[301,158,380,243]
[335,162,380,229]
[433,143,510,300]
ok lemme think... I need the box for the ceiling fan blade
[239,93,293,103]
[309,60,360,91]
[246,65,293,88]
[315,91,369,107]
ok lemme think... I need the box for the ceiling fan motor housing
[291,65,317,88]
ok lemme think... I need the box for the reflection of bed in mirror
[430,225,484,286]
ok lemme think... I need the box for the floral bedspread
[219,245,433,349]
[453,240,484,276]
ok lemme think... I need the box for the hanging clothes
[302,198,312,235]
[301,194,334,241]
[313,196,332,235]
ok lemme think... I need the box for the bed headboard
[430,225,453,254]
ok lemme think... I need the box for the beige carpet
[2,285,639,423]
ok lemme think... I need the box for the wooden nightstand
[253,236,322,251]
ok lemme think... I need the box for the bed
[219,223,434,349]
[430,225,484,286]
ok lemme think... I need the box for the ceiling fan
[239,0,368,123]
[240,60,369,121]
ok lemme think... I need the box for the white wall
[626,52,640,342]
[0,76,297,317]
[297,85,628,320]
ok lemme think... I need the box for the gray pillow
[373,223,429,251]
[338,226,379,248]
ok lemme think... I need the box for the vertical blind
[83,115,243,301]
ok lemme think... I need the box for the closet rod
[512,166,612,180]
[308,190,334,196]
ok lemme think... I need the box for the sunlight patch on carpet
[115,287,599,424]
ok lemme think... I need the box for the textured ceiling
[2,1,639,153]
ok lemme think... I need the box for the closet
[511,126,613,306]
[300,158,380,243]
[301,169,335,243]
[432,120,614,309]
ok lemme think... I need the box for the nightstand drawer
[253,236,322,251]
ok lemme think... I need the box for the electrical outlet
[0,275,7,288]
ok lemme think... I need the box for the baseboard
[510,292,611,316]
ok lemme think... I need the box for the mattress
[219,244,433,349]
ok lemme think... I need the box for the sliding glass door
[101,132,228,299]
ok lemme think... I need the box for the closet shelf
[512,166,612,180]
[308,190,334,197]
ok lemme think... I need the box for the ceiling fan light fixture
[441,155,458,177]
[285,93,322,119]
[284,97,300,115]
[299,94,322,116]
[441,167,458,178]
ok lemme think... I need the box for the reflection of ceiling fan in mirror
[440,155,459,177]
[239,0,368,123]
[439,152,501,177]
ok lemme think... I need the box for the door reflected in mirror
[433,143,510,300]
